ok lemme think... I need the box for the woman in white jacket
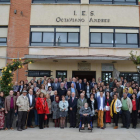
[59,95,69,129]
[110,94,122,129]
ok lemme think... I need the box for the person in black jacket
[18,80,24,93]
[85,81,92,99]
[27,89,35,128]
[131,93,139,129]
[68,92,77,128]
[57,82,67,100]
[76,79,84,96]
[0,91,5,130]
[87,93,97,125]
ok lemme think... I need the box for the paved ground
[0,124,140,140]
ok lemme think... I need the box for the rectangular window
[120,73,140,86]
[90,0,137,5]
[32,0,80,3]
[56,70,67,81]
[0,38,7,46]
[0,0,10,2]
[28,70,51,77]
[30,26,80,47]
[102,72,112,86]
[90,27,139,48]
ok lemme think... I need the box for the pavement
[0,124,140,140]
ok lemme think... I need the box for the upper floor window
[90,27,139,48]
[32,0,80,3]
[90,0,137,5]
[0,27,8,46]
[0,0,10,3]
[30,26,80,47]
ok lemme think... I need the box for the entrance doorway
[72,71,96,82]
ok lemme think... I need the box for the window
[28,70,52,77]
[120,73,140,86]
[102,72,112,86]
[90,27,139,48]
[90,0,137,5]
[0,38,7,46]
[30,26,80,47]
[0,0,10,2]
[32,0,80,3]
[56,71,67,81]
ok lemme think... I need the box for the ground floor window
[120,72,140,85]
[56,71,67,81]
[28,70,51,77]
[102,72,112,85]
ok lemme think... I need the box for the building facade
[0,0,140,84]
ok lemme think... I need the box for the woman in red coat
[36,92,49,129]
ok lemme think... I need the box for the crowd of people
[0,76,140,131]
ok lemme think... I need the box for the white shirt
[48,83,51,87]
[23,96,26,99]
[29,94,32,106]
[99,97,103,111]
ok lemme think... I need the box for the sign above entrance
[78,63,91,71]
[56,11,110,23]
[102,64,114,71]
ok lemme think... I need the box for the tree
[0,59,34,96]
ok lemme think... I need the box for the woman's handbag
[44,114,48,120]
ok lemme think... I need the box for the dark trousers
[6,108,15,128]
[132,110,137,127]
[18,111,27,129]
[44,114,51,126]
[39,114,45,129]
[113,113,119,126]
[122,110,130,128]
[27,109,34,127]
[81,115,91,125]
[69,111,76,127]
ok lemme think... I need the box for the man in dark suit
[27,89,35,128]
[67,77,72,89]
[76,79,84,96]
[68,92,77,128]
[52,78,60,91]
[50,90,58,102]
[57,82,67,100]
[90,78,97,88]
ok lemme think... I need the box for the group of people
[0,76,140,131]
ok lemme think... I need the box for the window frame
[32,0,81,3]
[56,70,67,81]
[0,0,10,2]
[119,72,140,86]
[30,26,80,47]
[89,27,139,48]
[0,26,8,46]
[89,0,138,5]
[90,32,113,44]
[102,71,112,86]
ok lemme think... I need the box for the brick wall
[7,0,32,83]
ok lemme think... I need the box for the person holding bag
[36,92,49,129]
[110,94,122,129]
